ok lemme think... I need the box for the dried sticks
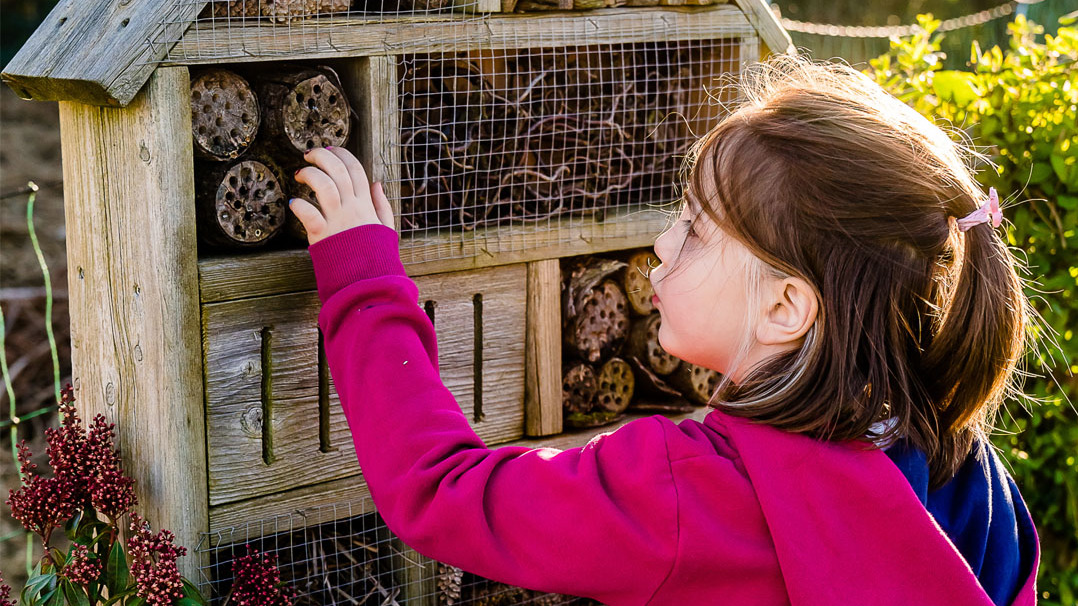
[192,65,350,251]
[399,42,707,235]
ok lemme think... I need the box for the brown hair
[685,56,1028,487]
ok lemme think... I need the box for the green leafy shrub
[870,14,1078,605]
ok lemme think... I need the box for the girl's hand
[289,146,396,246]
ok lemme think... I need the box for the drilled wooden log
[669,363,721,406]
[625,312,679,376]
[516,0,623,9]
[563,259,629,364]
[196,157,287,249]
[255,66,351,159]
[190,68,260,162]
[281,162,323,241]
[594,357,634,415]
[622,250,657,316]
[203,0,352,21]
[562,362,597,416]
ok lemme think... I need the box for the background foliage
[870,14,1078,604]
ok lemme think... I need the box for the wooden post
[345,56,402,229]
[59,66,208,581]
[525,259,562,436]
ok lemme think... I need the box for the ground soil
[0,84,70,593]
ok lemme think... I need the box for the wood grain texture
[59,66,207,580]
[167,6,756,64]
[198,205,671,303]
[207,407,710,535]
[202,264,527,505]
[525,260,563,436]
[2,0,209,105]
[343,56,402,226]
[730,0,793,56]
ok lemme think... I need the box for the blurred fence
[777,0,1073,69]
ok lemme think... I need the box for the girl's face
[649,200,760,378]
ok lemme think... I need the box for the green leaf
[128,597,147,606]
[101,588,136,606]
[22,570,58,604]
[44,587,65,606]
[932,71,981,106]
[62,581,92,606]
[1060,195,1078,211]
[181,579,209,605]
[105,538,131,595]
[65,509,85,541]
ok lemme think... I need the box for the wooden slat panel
[204,264,527,505]
[2,0,208,105]
[208,407,709,535]
[198,206,671,303]
[168,6,755,64]
[59,66,208,581]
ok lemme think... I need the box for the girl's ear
[756,277,818,346]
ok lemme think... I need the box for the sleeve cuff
[308,224,408,303]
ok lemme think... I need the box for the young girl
[289,56,1039,605]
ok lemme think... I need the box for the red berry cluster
[1,570,13,606]
[227,545,296,606]
[127,513,188,606]
[63,543,103,588]
[6,386,138,543]
[6,440,76,541]
[84,413,137,519]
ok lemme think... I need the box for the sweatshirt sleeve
[309,225,679,605]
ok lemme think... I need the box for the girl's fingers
[288,198,328,244]
[326,146,372,198]
[372,182,395,229]
[303,148,355,201]
[295,166,341,213]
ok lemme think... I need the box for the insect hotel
[4,0,791,602]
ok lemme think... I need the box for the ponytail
[919,212,1026,486]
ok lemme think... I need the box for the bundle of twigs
[206,511,399,605]
[400,43,709,235]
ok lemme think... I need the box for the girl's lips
[651,294,660,305]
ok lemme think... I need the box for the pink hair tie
[956,187,1002,232]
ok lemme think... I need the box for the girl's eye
[681,219,697,238]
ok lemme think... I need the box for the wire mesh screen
[392,35,749,263]
[197,499,602,605]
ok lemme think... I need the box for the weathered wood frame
[18,0,787,595]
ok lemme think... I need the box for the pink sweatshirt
[310,224,1040,606]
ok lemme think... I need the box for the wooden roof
[1,0,790,108]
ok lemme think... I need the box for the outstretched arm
[293,148,680,604]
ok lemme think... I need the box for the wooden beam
[198,204,671,303]
[2,0,208,106]
[59,66,207,579]
[209,407,710,535]
[343,56,402,227]
[730,0,794,56]
[167,6,756,64]
[525,260,563,436]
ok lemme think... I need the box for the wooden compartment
[202,262,528,507]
